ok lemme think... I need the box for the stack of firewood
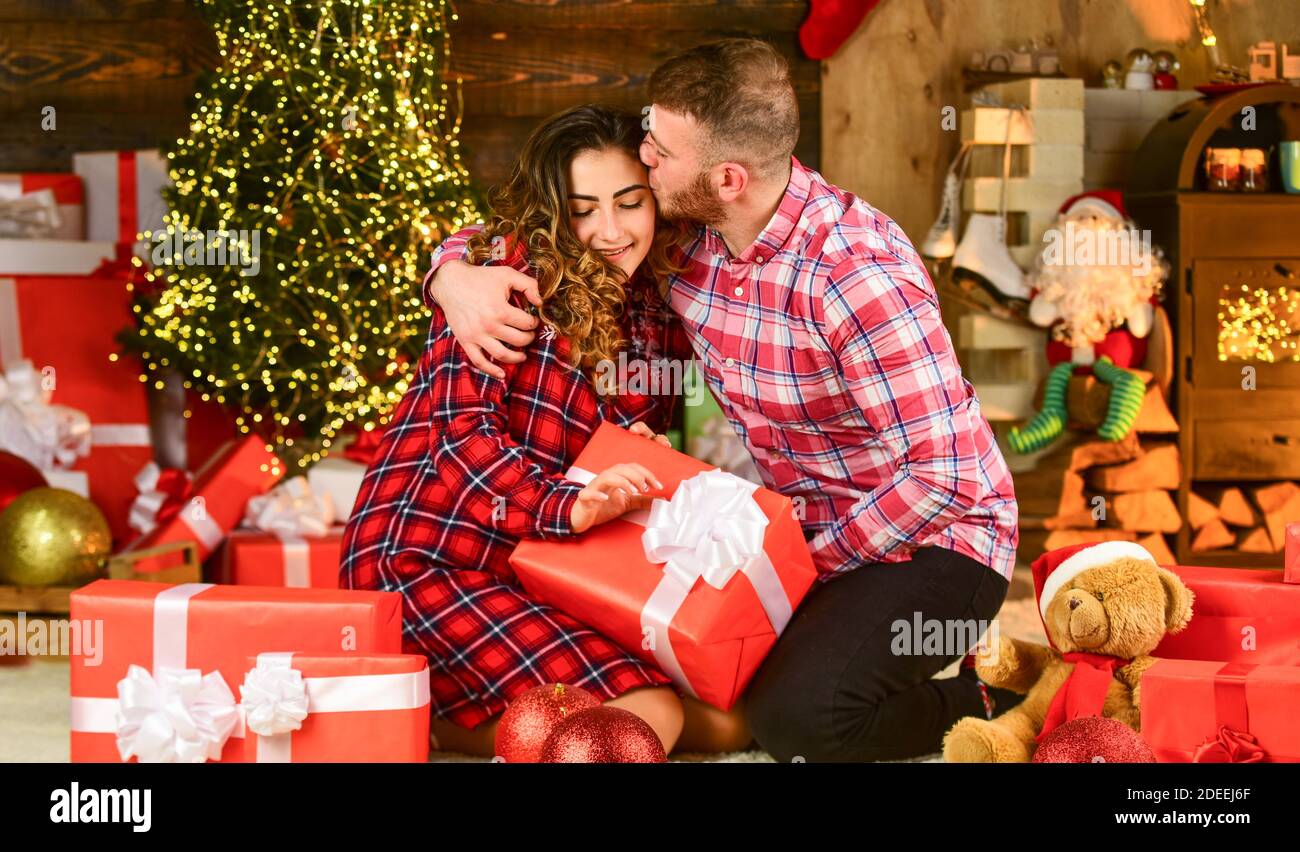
[1014,370,1181,564]
[1186,482,1300,556]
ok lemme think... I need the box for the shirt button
[755,255,765,263]
[725,357,736,368]
[733,286,743,297]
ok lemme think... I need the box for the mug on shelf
[1281,141,1300,194]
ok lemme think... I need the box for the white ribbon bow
[641,468,770,591]
[635,468,794,698]
[114,665,240,763]
[0,360,91,470]
[0,189,62,239]
[128,461,190,536]
[243,475,335,538]
[239,658,310,737]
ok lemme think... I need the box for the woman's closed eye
[572,201,643,218]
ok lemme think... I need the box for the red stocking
[799,0,883,60]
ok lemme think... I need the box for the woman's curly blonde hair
[462,105,688,380]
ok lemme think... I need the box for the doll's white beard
[1030,217,1166,350]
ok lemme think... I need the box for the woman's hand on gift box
[570,463,664,534]
[627,421,672,448]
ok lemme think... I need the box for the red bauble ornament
[539,706,667,763]
[0,451,47,516]
[494,683,600,763]
[1032,716,1157,763]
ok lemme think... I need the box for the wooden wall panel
[0,0,819,191]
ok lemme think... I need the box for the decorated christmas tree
[130,0,483,467]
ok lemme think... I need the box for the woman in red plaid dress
[341,106,752,757]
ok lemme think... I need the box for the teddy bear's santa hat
[1032,541,1157,621]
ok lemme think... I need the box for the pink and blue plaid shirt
[429,156,1018,581]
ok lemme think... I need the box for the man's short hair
[648,38,799,180]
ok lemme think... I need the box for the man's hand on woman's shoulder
[428,259,546,379]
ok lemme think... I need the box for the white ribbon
[240,651,431,763]
[128,462,225,551]
[128,461,190,535]
[243,475,335,537]
[565,465,794,698]
[69,583,243,763]
[239,653,309,761]
[114,665,240,763]
[0,360,91,470]
[242,476,336,587]
[0,188,62,238]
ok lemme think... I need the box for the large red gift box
[509,421,818,711]
[123,436,284,569]
[220,528,343,588]
[239,652,430,762]
[69,579,403,762]
[1152,565,1300,666]
[1140,659,1300,762]
[0,246,152,545]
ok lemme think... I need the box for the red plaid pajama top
[340,235,690,730]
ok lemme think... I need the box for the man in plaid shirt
[427,39,1020,761]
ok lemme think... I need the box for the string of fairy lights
[128,0,483,467]
[1218,283,1300,363]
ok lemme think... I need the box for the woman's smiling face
[567,146,656,280]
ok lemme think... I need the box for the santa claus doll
[1008,191,1169,454]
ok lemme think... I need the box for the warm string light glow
[1218,284,1300,363]
[127,0,484,467]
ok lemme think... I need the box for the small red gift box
[1152,565,1300,666]
[221,528,344,588]
[0,172,85,239]
[69,579,403,762]
[1140,659,1300,762]
[1285,523,1299,585]
[122,436,284,570]
[239,652,430,762]
[509,421,819,711]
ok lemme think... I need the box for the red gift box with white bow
[239,652,430,762]
[122,436,284,572]
[0,172,84,239]
[509,421,819,711]
[220,476,344,588]
[68,579,403,762]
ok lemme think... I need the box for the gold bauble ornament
[0,488,111,587]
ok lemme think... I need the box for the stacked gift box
[70,578,431,762]
[1140,556,1300,762]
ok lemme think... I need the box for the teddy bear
[943,540,1194,763]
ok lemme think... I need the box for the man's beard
[658,169,726,226]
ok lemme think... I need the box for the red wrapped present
[218,475,342,587]
[1152,565,1300,666]
[69,579,403,762]
[0,246,152,544]
[239,652,430,762]
[121,436,284,570]
[219,530,343,588]
[1140,659,1300,762]
[1286,523,1299,585]
[72,149,169,252]
[509,421,818,711]
[0,172,84,239]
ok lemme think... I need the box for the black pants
[745,542,1009,762]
